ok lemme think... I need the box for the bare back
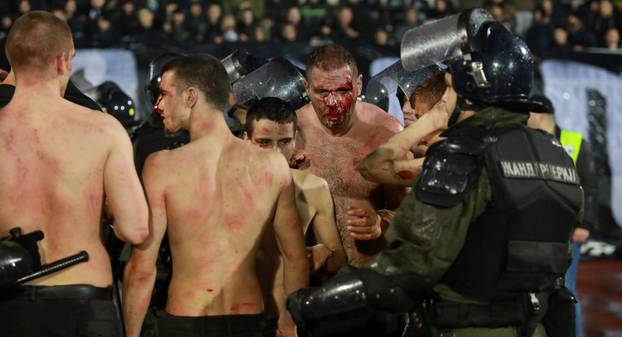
[150,137,292,316]
[0,95,130,287]
[296,101,403,266]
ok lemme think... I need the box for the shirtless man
[295,44,405,267]
[358,72,455,186]
[246,96,346,335]
[0,11,148,337]
[122,55,308,337]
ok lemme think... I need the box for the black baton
[17,250,90,284]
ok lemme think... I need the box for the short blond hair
[6,11,73,72]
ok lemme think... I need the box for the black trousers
[0,284,123,337]
[157,311,270,337]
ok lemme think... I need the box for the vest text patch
[498,161,579,184]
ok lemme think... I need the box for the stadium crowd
[0,0,621,56]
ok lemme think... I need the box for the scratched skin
[0,83,148,287]
[296,65,405,267]
[148,138,294,316]
[123,68,307,332]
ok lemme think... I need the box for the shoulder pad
[438,136,491,155]
[415,139,482,208]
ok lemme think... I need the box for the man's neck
[14,73,65,99]
[540,116,556,135]
[188,106,232,142]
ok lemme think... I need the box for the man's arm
[103,119,149,244]
[357,90,452,186]
[272,158,310,337]
[309,179,346,273]
[122,153,168,337]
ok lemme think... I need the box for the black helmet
[449,22,539,110]
[97,81,139,128]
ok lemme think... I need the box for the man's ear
[304,78,310,91]
[186,87,199,108]
[356,73,363,96]
[57,51,73,76]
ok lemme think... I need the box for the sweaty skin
[123,70,308,337]
[0,56,148,287]
[296,65,405,267]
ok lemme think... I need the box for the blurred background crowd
[0,0,621,58]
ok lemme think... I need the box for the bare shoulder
[292,169,329,191]
[358,101,403,134]
[291,169,332,208]
[66,102,128,139]
[142,149,172,180]
[240,140,291,186]
[296,103,315,123]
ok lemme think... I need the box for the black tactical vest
[441,126,583,302]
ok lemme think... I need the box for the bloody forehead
[307,67,355,90]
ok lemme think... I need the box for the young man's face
[402,99,416,127]
[155,70,188,133]
[305,65,362,133]
[249,118,296,160]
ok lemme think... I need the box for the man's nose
[154,96,163,113]
[325,92,339,107]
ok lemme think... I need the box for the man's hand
[307,244,334,272]
[573,228,590,243]
[346,207,382,240]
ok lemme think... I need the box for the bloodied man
[122,55,309,337]
[295,44,406,267]
[0,11,148,337]
[246,97,347,334]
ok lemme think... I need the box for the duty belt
[431,291,550,337]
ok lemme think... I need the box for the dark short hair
[305,44,358,77]
[6,11,73,72]
[245,97,297,137]
[410,71,447,110]
[161,54,231,111]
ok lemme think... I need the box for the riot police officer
[287,9,582,337]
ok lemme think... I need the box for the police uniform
[287,10,583,337]
[367,106,582,337]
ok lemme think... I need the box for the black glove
[287,268,433,329]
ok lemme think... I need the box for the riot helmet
[364,60,444,112]
[97,81,139,128]
[231,57,308,110]
[146,52,182,106]
[400,8,544,111]
[448,22,539,110]
[220,50,263,83]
